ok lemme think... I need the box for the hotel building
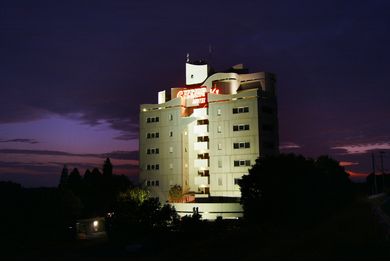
[139,59,279,219]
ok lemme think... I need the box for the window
[234,178,240,185]
[233,142,250,149]
[151,181,155,186]
[233,124,249,131]
[146,116,159,123]
[217,126,222,133]
[156,132,159,138]
[169,131,173,137]
[169,114,173,120]
[147,149,151,154]
[218,143,222,150]
[147,133,151,138]
[169,146,173,153]
[234,160,251,167]
[217,109,221,116]
[169,163,173,169]
[156,148,159,154]
[197,119,209,125]
[147,181,150,186]
[218,160,222,168]
[156,180,159,186]
[156,164,160,170]
[233,106,249,114]
[218,178,222,186]
[147,165,150,170]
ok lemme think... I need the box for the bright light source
[93,220,98,227]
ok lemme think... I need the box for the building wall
[139,67,278,204]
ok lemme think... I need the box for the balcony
[194,141,209,151]
[192,108,208,118]
[195,176,209,187]
[194,159,209,168]
[194,124,209,135]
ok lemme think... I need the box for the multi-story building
[139,59,279,219]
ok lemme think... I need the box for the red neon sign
[176,87,219,106]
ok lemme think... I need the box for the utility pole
[379,151,385,192]
[371,152,377,194]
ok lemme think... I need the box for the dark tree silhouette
[58,164,69,188]
[239,154,353,227]
[103,158,113,176]
[67,168,83,196]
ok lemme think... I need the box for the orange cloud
[339,161,359,167]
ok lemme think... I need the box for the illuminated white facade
[139,61,279,218]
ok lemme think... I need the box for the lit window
[169,163,173,169]
[169,146,173,153]
[218,143,222,150]
[217,126,222,133]
[217,109,221,116]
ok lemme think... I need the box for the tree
[103,158,113,176]
[67,168,83,195]
[239,154,353,227]
[58,165,69,188]
[168,184,183,202]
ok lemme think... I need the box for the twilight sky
[1,0,390,186]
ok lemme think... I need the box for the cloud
[0,148,138,160]
[332,143,390,155]
[345,170,367,182]
[279,142,301,149]
[339,161,359,167]
[0,138,39,144]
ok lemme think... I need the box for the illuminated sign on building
[176,87,219,106]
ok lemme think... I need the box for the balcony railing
[194,141,209,151]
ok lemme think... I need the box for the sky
[1,0,390,186]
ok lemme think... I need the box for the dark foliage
[239,154,353,228]
[108,188,179,243]
[58,158,133,217]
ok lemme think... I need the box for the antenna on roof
[208,44,213,62]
